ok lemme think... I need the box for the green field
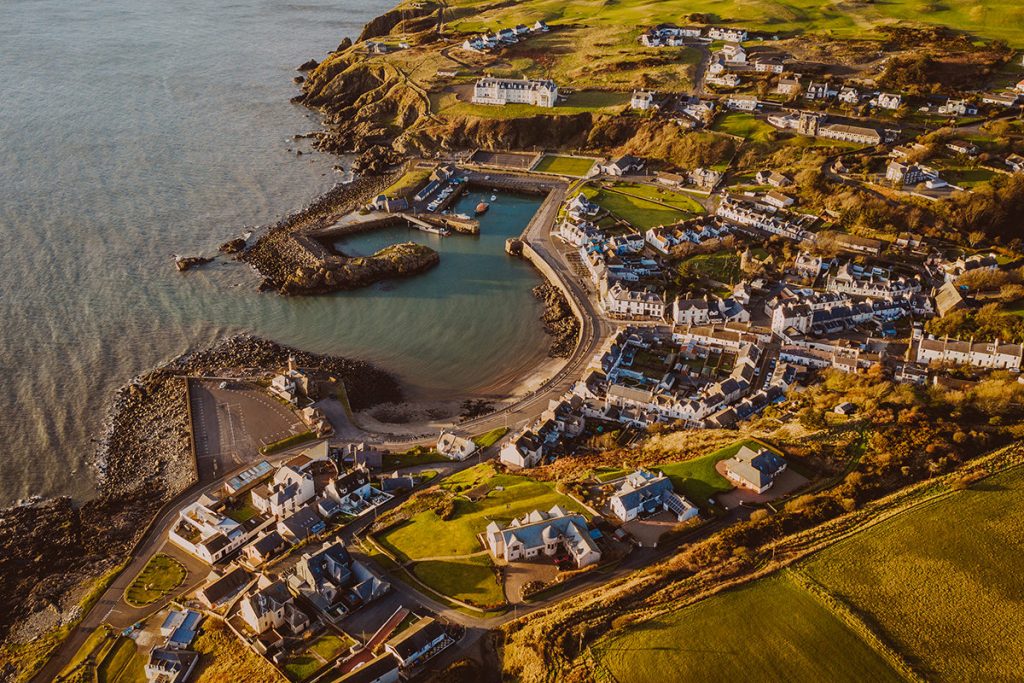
[383,168,432,198]
[57,625,146,683]
[445,0,1024,47]
[97,638,145,683]
[608,182,706,213]
[595,572,901,682]
[712,112,778,143]
[382,445,448,470]
[803,465,1024,680]
[124,554,187,607]
[583,184,698,230]
[656,439,778,504]
[282,655,321,682]
[412,555,506,608]
[260,431,316,455]
[472,427,509,449]
[533,155,596,177]
[379,464,585,559]
[677,250,741,284]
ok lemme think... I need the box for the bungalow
[725,94,758,111]
[707,26,747,42]
[384,617,452,669]
[436,431,477,460]
[485,506,601,567]
[947,140,978,156]
[602,155,645,176]
[656,171,685,187]
[982,92,1019,107]
[723,445,787,493]
[776,77,802,96]
[608,470,698,522]
[876,92,902,110]
[239,577,309,636]
[763,190,794,209]
[630,90,656,110]
[371,195,409,213]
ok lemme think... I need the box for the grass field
[533,154,596,177]
[282,655,321,682]
[712,112,778,143]
[382,445,448,470]
[56,625,146,683]
[677,250,741,284]
[595,572,901,682]
[608,182,706,213]
[384,168,432,198]
[412,555,506,608]
[655,439,778,504]
[260,431,316,455]
[445,0,1024,47]
[803,465,1024,680]
[308,633,353,661]
[583,185,696,230]
[96,637,145,683]
[124,554,186,607]
[379,464,585,559]
[472,427,509,449]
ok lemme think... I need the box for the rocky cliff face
[356,3,438,42]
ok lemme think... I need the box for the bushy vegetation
[193,619,284,683]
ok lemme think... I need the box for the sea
[0,0,548,505]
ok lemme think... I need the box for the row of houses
[639,23,748,47]
[715,194,817,241]
[460,21,548,52]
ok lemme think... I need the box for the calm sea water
[0,0,547,504]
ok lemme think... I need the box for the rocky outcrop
[356,3,438,42]
[280,241,439,294]
[297,58,319,71]
[533,283,579,358]
[175,255,213,271]
[352,144,403,175]
[218,237,246,254]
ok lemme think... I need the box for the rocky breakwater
[533,283,580,358]
[242,173,438,295]
[0,335,401,679]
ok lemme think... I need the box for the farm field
[444,0,1024,47]
[803,465,1024,681]
[595,572,901,682]
[533,154,596,177]
[377,464,585,560]
[655,439,780,504]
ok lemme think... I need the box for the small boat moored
[475,201,490,215]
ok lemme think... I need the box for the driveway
[503,561,560,604]
[621,510,681,548]
[716,464,810,508]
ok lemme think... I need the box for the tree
[968,229,986,247]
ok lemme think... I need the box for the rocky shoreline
[0,334,400,669]
[532,283,580,358]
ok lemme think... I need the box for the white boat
[490,194,497,201]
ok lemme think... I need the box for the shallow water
[0,0,547,504]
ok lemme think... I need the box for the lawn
[124,554,187,607]
[222,494,260,523]
[472,427,509,449]
[608,182,705,213]
[583,185,693,230]
[97,637,145,683]
[803,465,1024,680]
[281,655,321,682]
[307,633,353,661]
[412,555,506,609]
[655,439,779,504]
[260,431,315,455]
[677,250,741,284]
[378,463,585,560]
[382,445,448,470]
[533,154,596,177]
[593,466,629,483]
[383,168,432,198]
[711,111,777,143]
[595,572,901,682]
[57,625,146,683]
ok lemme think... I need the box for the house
[251,463,315,520]
[160,610,203,650]
[145,648,199,683]
[436,431,477,461]
[818,123,881,146]
[947,140,978,156]
[500,429,545,468]
[916,335,1024,370]
[707,26,747,42]
[723,445,787,493]
[837,86,860,104]
[776,77,802,96]
[805,81,836,100]
[834,234,883,257]
[472,76,558,107]
[243,530,288,566]
[534,20,549,32]
[289,541,389,615]
[371,195,409,213]
[602,155,644,176]
[981,92,1020,107]
[834,402,857,415]
[608,470,698,522]
[485,506,601,567]
[630,90,656,110]
[886,160,926,185]
[939,98,977,116]
[384,617,452,669]
[689,167,723,190]
[602,280,666,318]
[876,92,902,110]
[726,94,758,111]
[764,190,794,209]
[239,577,310,636]
[338,653,400,683]
[196,567,251,608]
[720,43,747,64]
[169,501,271,564]
[756,170,791,187]
[277,505,325,542]
[754,57,784,74]
[656,171,685,187]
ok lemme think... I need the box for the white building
[916,336,1023,370]
[630,90,656,110]
[472,76,558,107]
[608,470,698,523]
[252,464,316,520]
[603,280,666,318]
[485,506,601,568]
[436,431,477,461]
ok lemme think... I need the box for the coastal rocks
[293,76,304,84]
[532,283,580,358]
[352,144,402,175]
[297,58,319,71]
[356,3,437,42]
[280,241,439,294]
[218,236,247,254]
[407,112,596,154]
[175,255,213,271]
